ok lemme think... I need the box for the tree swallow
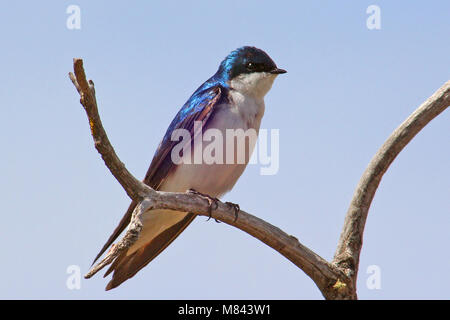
[93,46,286,290]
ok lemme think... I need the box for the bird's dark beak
[270,68,287,74]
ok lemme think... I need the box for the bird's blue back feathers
[156,50,235,149]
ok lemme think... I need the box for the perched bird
[94,46,286,290]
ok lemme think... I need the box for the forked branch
[69,58,449,299]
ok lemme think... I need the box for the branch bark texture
[69,58,449,299]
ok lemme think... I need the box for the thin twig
[69,59,151,201]
[85,199,152,278]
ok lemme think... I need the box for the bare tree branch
[333,81,450,289]
[84,190,349,296]
[69,59,151,200]
[69,58,449,299]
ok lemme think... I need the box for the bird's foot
[225,201,240,222]
[187,189,220,222]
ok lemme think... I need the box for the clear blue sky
[0,1,448,299]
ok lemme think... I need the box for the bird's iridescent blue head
[216,46,286,81]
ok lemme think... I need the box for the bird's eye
[246,62,255,70]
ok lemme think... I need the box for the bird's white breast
[160,90,265,197]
